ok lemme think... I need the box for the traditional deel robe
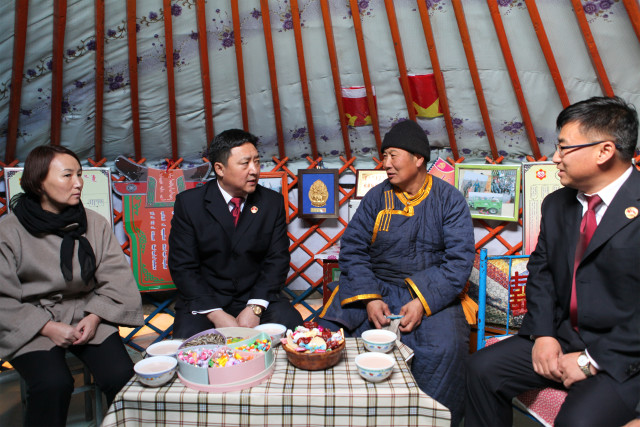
[320,174,476,420]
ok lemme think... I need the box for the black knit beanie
[381,120,430,161]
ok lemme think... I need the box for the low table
[103,338,450,426]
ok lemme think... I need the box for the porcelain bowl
[354,352,396,383]
[146,340,184,358]
[361,329,397,353]
[254,323,287,345]
[134,356,177,387]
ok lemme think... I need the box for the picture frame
[354,169,387,198]
[259,171,290,222]
[522,162,562,255]
[3,167,114,227]
[454,163,521,222]
[297,169,339,219]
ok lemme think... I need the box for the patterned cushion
[468,254,529,328]
[485,335,566,426]
[514,388,567,427]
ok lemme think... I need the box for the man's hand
[531,336,563,382]
[622,418,640,427]
[366,299,391,329]
[40,321,81,348]
[73,314,101,345]
[207,310,239,328]
[558,352,596,388]
[236,306,260,328]
[398,299,424,333]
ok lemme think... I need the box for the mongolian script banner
[122,194,175,291]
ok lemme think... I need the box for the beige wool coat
[0,209,144,360]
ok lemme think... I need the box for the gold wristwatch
[577,351,593,377]
[249,304,264,317]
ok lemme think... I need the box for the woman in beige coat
[0,145,144,426]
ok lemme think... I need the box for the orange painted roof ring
[383,0,416,122]
[195,0,214,145]
[486,1,541,160]
[94,0,105,161]
[349,0,383,157]
[451,0,500,161]
[290,0,318,160]
[523,0,570,108]
[5,2,29,163]
[622,0,640,45]
[231,0,249,131]
[162,0,179,161]
[260,0,286,159]
[319,0,352,160]
[569,0,614,97]
[126,1,142,160]
[416,1,460,161]
[51,0,67,147]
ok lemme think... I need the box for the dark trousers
[173,298,303,339]
[465,335,639,427]
[10,332,133,427]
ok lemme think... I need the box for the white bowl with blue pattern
[355,352,395,383]
[134,355,177,387]
[361,329,397,353]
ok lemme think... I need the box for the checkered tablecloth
[102,338,450,426]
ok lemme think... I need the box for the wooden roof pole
[349,0,383,156]
[486,1,541,159]
[622,0,640,45]
[569,0,614,97]
[51,0,67,147]
[290,0,318,159]
[383,0,416,122]
[5,0,29,162]
[523,0,570,107]
[162,0,179,160]
[195,0,214,145]
[415,0,460,160]
[319,0,352,159]
[126,1,142,159]
[231,0,249,131]
[451,0,500,160]
[260,0,286,159]
[94,0,105,160]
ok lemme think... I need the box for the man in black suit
[169,129,302,339]
[465,96,640,426]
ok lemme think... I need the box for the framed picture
[522,162,562,255]
[259,171,290,222]
[354,169,387,198]
[454,163,521,222]
[297,169,339,219]
[3,167,114,227]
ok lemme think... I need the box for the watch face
[577,355,589,366]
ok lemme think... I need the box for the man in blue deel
[319,119,476,425]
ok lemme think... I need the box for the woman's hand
[73,314,101,345]
[40,320,81,348]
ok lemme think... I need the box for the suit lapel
[584,169,640,259]
[232,188,261,250]
[204,180,236,240]
[565,193,583,272]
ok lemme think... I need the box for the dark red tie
[570,194,602,329]
[230,197,243,227]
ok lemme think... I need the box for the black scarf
[11,193,97,285]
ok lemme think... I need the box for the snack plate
[177,328,274,391]
[178,352,276,392]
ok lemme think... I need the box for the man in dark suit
[169,129,302,339]
[465,96,640,426]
